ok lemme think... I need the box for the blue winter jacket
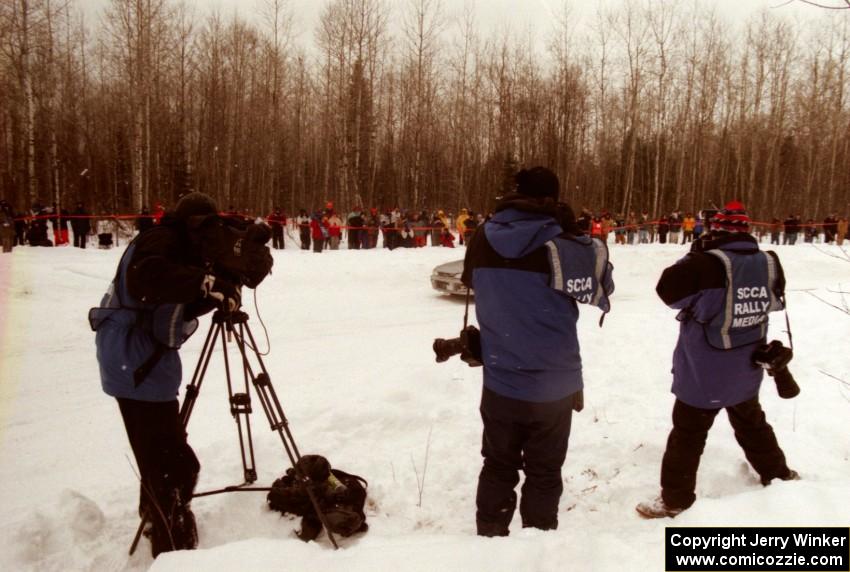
[656,233,786,409]
[462,198,602,403]
[92,221,210,402]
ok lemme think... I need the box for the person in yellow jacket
[456,208,470,245]
[682,214,696,243]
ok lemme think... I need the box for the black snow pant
[73,230,86,248]
[476,387,575,536]
[348,230,361,250]
[660,397,790,510]
[272,226,284,249]
[117,398,200,557]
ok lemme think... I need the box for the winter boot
[476,519,510,537]
[149,503,198,557]
[170,505,198,551]
[635,497,684,519]
[761,469,800,487]
[149,519,173,558]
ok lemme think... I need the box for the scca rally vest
[703,249,784,350]
[544,235,614,315]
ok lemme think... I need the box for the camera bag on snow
[267,455,368,542]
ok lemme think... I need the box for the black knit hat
[175,192,218,221]
[515,167,559,200]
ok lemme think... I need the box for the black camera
[555,201,581,235]
[433,325,483,367]
[194,215,274,289]
[752,340,800,399]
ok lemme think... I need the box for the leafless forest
[1,0,849,219]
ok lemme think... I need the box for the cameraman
[92,192,241,556]
[637,201,798,519]
[461,167,589,537]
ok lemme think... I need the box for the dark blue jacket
[462,196,604,403]
[92,219,212,401]
[656,233,786,408]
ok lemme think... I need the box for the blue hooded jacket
[463,203,586,403]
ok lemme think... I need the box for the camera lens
[433,337,464,363]
[772,367,800,399]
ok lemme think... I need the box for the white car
[430,260,471,296]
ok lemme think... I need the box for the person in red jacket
[152,203,165,225]
[440,226,456,247]
[310,213,328,253]
[327,212,342,249]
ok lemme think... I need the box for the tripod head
[212,308,250,325]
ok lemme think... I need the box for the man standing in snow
[637,201,798,519]
[267,206,286,249]
[461,166,608,536]
[71,201,92,249]
[91,192,242,556]
[0,199,15,252]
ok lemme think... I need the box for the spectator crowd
[1,197,848,254]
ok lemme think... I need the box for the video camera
[752,340,800,399]
[193,215,274,289]
[555,201,581,236]
[433,325,483,367]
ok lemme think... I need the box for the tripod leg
[129,516,147,555]
[235,321,340,549]
[221,320,258,484]
[181,320,222,425]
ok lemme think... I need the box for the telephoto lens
[771,367,800,399]
[432,337,465,363]
[752,340,799,399]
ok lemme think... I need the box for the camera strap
[781,295,794,351]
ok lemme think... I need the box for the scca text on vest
[565,276,593,301]
[737,286,769,299]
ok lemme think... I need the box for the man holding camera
[92,192,244,556]
[460,167,593,537]
[637,200,798,519]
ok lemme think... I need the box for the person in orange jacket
[456,208,470,245]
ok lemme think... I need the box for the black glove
[201,274,241,312]
[572,389,584,412]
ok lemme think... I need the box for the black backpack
[267,455,368,542]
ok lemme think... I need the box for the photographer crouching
[89,192,272,557]
[636,201,799,519]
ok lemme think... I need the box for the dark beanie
[175,192,218,221]
[515,167,559,200]
[711,200,750,232]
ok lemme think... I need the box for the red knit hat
[711,200,750,232]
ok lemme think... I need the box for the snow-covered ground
[0,238,848,571]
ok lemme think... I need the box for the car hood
[434,260,463,276]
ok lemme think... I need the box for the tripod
[129,309,338,555]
